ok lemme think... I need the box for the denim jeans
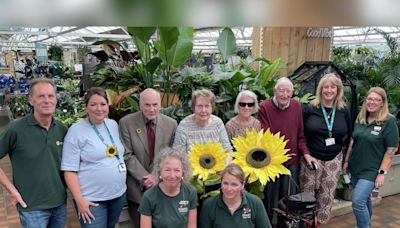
[18,203,67,228]
[351,177,375,228]
[74,192,126,228]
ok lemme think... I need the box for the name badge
[371,131,379,136]
[325,138,335,146]
[119,163,127,173]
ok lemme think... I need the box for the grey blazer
[119,111,177,203]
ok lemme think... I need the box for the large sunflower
[189,141,228,180]
[232,129,291,186]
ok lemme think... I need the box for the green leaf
[217,27,237,62]
[124,96,139,110]
[259,59,285,86]
[145,57,162,75]
[127,27,156,43]
[156,27,180,66]
[127,27,156,63]
[167,27,194,67]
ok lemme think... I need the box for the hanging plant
[48,45,64,61]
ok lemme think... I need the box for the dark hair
[29,78,56,96]
[84,87,108,106]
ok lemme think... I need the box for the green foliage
[7,95,30,118]
[48,45,64,61]
[217,27,237,63]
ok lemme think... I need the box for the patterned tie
[146,120,155,163]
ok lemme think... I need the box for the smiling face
[29,82,57,118]
[86,94,109,124]
[273,81,293,108]
[321,80,338,105]
[193,96,213,123]
[221,173,244,202]
[365,92,384,115]
[238,96,255,118]
[159,157,184,189]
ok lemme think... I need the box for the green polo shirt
[349,116,399,182]
[0,114,68,211]
[138,183,198,228]
[199,191,271,228]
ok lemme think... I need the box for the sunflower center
[246,148,271,168]
[199,154,216,169]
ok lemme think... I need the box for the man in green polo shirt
[0,78,68,227]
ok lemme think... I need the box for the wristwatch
[379,169,387,175]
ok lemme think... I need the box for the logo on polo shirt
[178,200,189,213]
[242,207,251,219]
[56,141,63,146]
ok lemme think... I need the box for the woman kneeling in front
[139,147,198,228]
[199,164,271,228]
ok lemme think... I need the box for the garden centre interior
[1,26,400,227]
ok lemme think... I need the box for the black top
[303,104,352,161]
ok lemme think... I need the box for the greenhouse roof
[0,26,399,53]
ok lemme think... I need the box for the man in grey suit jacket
[119,88,178,228]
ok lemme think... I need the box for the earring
[181,177,184,180]
[159,176,162,181]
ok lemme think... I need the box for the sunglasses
[239,102,255,107]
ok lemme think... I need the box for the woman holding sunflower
[225,90,261,141]
[61,87,127,227]
[173,89,232,153]
[139,147,198,228]
[301,73,352,224]
[199,164,271,228]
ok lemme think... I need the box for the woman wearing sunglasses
[225,90,261,141]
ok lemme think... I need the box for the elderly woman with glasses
[173,89,232,153]
[225,90,261,141]
[344,87,398,228]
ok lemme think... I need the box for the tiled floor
[1,154,400,228]
[321,193,400,228]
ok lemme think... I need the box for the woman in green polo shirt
[199,164,271,228]
[344,87,399,228]
[138,148,198,228]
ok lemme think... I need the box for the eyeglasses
[366,97,383,103]
[276,88,293,94]
[239,102,255,107]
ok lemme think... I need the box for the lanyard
[321,105,336,138]
[88,119,120,160]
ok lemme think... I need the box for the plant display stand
[379,154,400,197]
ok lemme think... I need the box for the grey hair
[191,89,216,111]
[152,147,192,182]
[274,77,293,89]
[29,78,56,96]
[234,90,259,113]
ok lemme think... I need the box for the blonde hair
[311,73,345,109]
[357,87,391,125]
[220,163,246,185]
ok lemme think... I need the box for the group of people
[0,73,397,228]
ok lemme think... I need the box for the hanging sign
[35,42,48,64]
